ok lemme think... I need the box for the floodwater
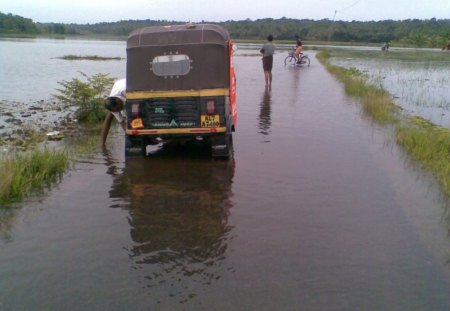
[0,38,126,103]
[1,39,450,310]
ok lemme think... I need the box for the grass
[0,148,69,204]
[396,117,450,195]
[0,124,112,206]
[317,51,399,124]
[317,50,450,198]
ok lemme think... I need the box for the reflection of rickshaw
[125,24,237,158]
[108,154,235,290]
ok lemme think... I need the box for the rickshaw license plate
[201,115,220,127]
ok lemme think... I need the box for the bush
[53,72,116,123]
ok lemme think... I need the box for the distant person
[101,78,126,146]
[260,35,276,87]
[443,41,450,51]
[295,35,303,62]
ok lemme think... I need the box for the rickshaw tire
[211,134,233,159]
[125,136,146,157]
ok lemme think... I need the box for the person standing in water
[260,35,276,87]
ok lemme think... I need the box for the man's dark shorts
[262,56,273,71]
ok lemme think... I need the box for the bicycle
[284,50,310,67]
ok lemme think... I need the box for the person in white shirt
[101,79,126,146]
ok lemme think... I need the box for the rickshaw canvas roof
[127,24,230,48]
[126,24,232,92]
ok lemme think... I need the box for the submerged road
[0,51,450,310]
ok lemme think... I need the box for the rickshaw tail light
[131,103,140,118]
[206,100,216,115]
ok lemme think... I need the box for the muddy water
[1,51,450,310]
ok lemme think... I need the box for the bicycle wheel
[305,56,311,67]
[301,56,310,67]
[284,55,296,66]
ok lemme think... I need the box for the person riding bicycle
[295,35,303,63]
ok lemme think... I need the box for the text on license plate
[201,115,220,127]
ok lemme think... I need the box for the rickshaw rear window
[151,54,191,77]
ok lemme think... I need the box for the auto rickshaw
[125,23,237,158]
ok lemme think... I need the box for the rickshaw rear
[125,24,237,158]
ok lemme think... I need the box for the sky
[2,0,450,24]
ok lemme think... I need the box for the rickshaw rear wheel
[125,136,147,157]
[211,134,233,158]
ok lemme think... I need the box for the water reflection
[0,209,15,241]
[101,146,123,178]
[107,143,235,298]
[258,87,272,138]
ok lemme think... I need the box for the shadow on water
[106,142,235,301]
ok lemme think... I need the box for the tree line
[2,11,450,48]
[0,12,40,34]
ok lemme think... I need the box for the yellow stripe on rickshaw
[126,88,229,99]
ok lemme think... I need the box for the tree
[0,12,40,34]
